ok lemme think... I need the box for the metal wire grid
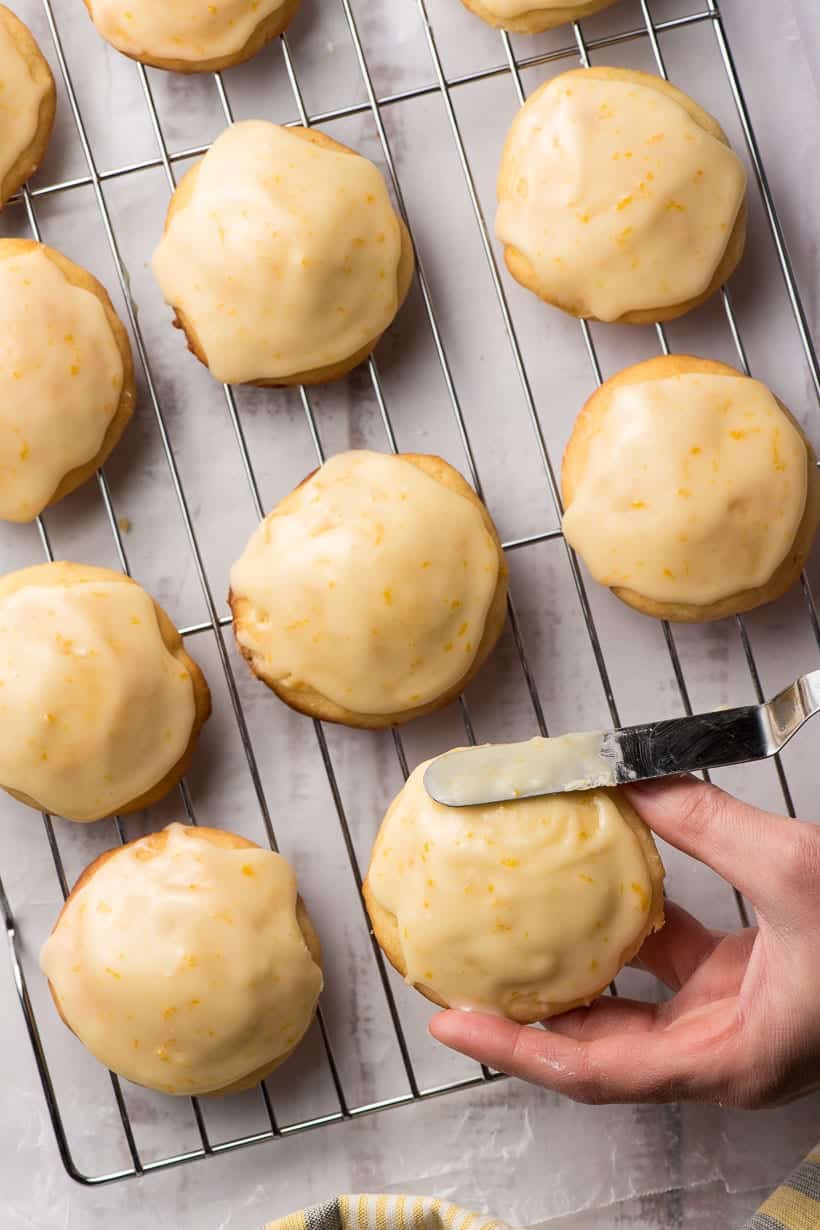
[0,0,817,1187]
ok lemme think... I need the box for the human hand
[429,776,820,1108]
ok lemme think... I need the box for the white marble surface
[1,0,820,1226]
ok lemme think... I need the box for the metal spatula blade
[423,670,820,807]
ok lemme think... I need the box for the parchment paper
[0,0,819,1226]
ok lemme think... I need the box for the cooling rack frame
[2,0,818,1186]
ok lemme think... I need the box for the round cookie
[229,450,509,729]
[81,0,301,73]
[496,67,747,324]
[0,239,136,522]
[152,122,414,386]
[561,355,820,623]
[40,823,323,1095]
[0,5,55,207]
[363,759,665,1022]
[0,562,211,821]
[461,0,618,35]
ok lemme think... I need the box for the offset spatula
[423,670,820,807]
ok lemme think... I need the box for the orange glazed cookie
[496,67,747,324]
[0,6,55,206]
[152,122,414,385]
[0,239,136,522]
[0,563,210,821]
[364,760,664,1022]
[562,355,820,622]
[461,0,618,35]
[229,451,508,728]
[81,0,301,72]
[41,824,323,1094]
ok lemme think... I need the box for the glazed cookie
[0,563,211,821]
[461,0,618,35]
[561,355,820,622]
[229,450,508,728]
[40,823,323,1095]
[0,5,55,206]
[496,67,747,323]
[81,0,301,72]
[152,122,414,386]
[0,240,136,522]
[364,759,665,1022]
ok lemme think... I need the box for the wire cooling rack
[1,0,818,1188]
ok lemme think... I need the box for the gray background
[0,0,819,1226]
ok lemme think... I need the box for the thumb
[623,776,819,926]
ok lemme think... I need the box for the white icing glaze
[151,122,403,383]
[0,16,49,190]
[562,373,808,606]
[368,762,657,1015]
[425,733,620,807]
[0,248,124,521]
[87,0,286,63]
[0,579,197,821]
[496,74,746,321]
[40,823,323,1094]
[229,451,500,715]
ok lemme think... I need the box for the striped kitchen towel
[264,1195,512,1230]
[744,1144,820,1230]
[263,1147,820,1230]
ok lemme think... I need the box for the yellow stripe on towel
[757,1184,820,1229]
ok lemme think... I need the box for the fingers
[623,777,820,926]
[546,996,659,1041]
[428,1007,731,1104]
[662,928,756,1021]
[630,901,723,990]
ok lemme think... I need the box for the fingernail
[623,778,668,795]
[625,774,689,795]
